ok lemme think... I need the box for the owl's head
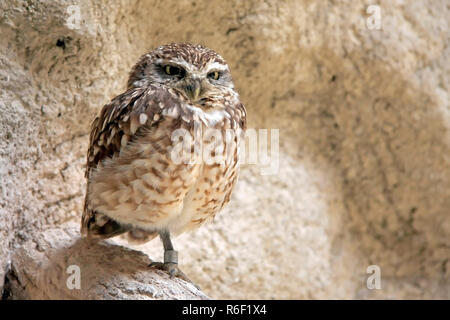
[127,43,235,105]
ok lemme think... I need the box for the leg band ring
[164,250,178,264]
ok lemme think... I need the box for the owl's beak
[184,78,202,101]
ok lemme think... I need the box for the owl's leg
[149,230,199,289]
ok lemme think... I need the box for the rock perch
[3,223,209,300]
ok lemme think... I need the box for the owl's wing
[81,86,167,238]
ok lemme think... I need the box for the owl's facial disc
[182,71,232,106]
[149,58,233,108]
[176,72,229,108]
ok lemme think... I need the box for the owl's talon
[149,261,200,290]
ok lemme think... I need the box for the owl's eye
[208,71,220,81]
[164,65,184,77]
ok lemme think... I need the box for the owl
[81,43,246,282]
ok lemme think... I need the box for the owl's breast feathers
[82,85,246,239]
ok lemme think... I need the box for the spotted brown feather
[82,86,170,235]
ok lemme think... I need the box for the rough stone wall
[0,0,448,299]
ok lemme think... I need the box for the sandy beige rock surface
[0,0,448,299]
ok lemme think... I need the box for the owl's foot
[149,261,200,290]
[149,249,199,289]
